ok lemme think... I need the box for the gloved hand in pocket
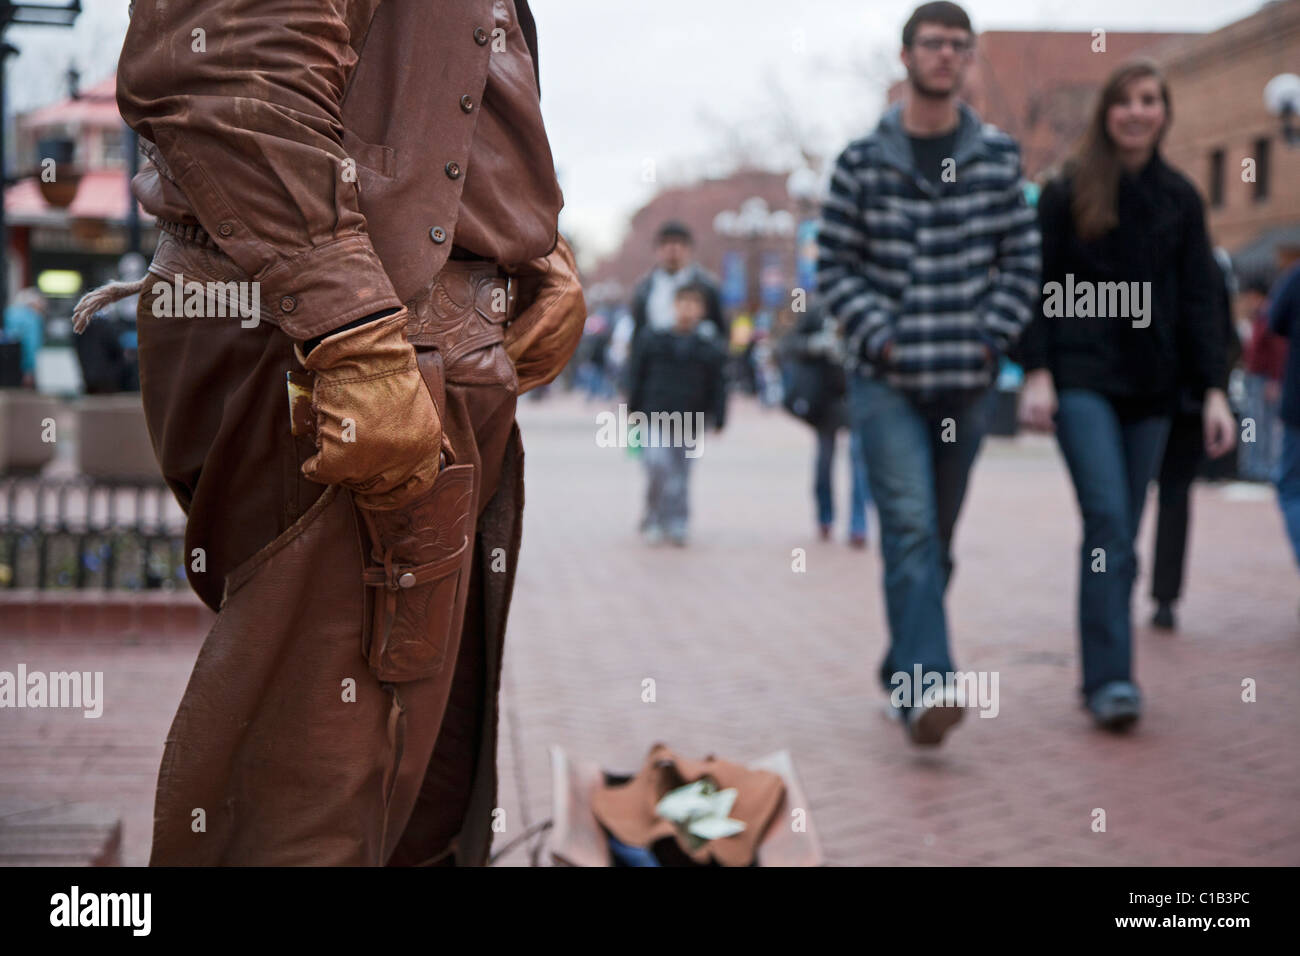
[503,234,587,394]
[295,308,444,511]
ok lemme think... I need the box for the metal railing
[0,475,186,590]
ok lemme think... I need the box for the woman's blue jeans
[1277,424,1300,568]
[814,421,870,537]
[1054,389,1171,697]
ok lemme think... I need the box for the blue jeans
[814,421,870,537]
[642,443,693,536]
[1054,389,1171,697]
[848,375,992,692]
[1241,373,1284,482]
[1278,424,1300,568]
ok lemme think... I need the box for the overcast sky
[6,0,1272,263]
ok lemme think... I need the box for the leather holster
[355,261,518,684]
[358,454,475,683]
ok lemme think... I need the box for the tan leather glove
[503,234,587,394]
[295,308,443,511]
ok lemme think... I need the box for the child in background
[626,283,727,546]
[1241,276,1287,483]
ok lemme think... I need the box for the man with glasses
[817,2,1041,746]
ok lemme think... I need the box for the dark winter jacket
[627,324,728,429]
[1269,262,1300,427]
[1017,152,1226,416]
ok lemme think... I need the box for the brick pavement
[2,390,1297,865]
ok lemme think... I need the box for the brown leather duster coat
[119,0,569,342]
[114,0,585,865]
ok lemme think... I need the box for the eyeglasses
[913,37,973,53]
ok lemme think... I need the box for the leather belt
[153,219,517,357]
[403,259,517,359]
[155,218,221,248]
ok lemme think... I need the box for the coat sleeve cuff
[256,236,402,340]
[975,323,1003,356]
[863,320,895,362]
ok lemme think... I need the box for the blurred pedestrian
[2,288,47,389]
[626,283,727,546]
[628,221,728,349]
[1018,60,1236,732]
[818,1,1040,746]
[778,303,871,547]
[1239,276,1287,483]
[1148,247,1242,631]
[605,305,635,385]
[1269,257,1300,600]
[575,309,615,400]
[76,252,145,393]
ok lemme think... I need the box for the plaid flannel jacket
[817,103,1041,400]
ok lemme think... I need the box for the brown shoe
[905,689,965,746]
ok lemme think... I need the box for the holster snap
[357,461,475,682]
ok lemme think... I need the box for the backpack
[781,353,845,427]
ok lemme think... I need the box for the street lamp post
[0,1,83,316]
[712,196,795,319]
[786,165,821,302]
[713,196,796,399]
[1264,73,1300,147]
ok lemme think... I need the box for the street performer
[72,0,585,865]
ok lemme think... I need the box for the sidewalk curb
[0,590,212,638]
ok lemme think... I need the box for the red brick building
[586,168,802,301]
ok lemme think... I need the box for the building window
[1253,136,1271,203]
[1209,148,1225,208]
[100,130,125,169]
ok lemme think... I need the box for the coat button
[460,94,475,113]
[444,161,461,180]
[279,296,296,313]
[218,222,233,237]
[430,226,447,244]
[474,26,489,45]
[398,572,416,589]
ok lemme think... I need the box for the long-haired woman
[1017,59,1236,732]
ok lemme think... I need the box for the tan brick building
[1154,0,1300,270]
